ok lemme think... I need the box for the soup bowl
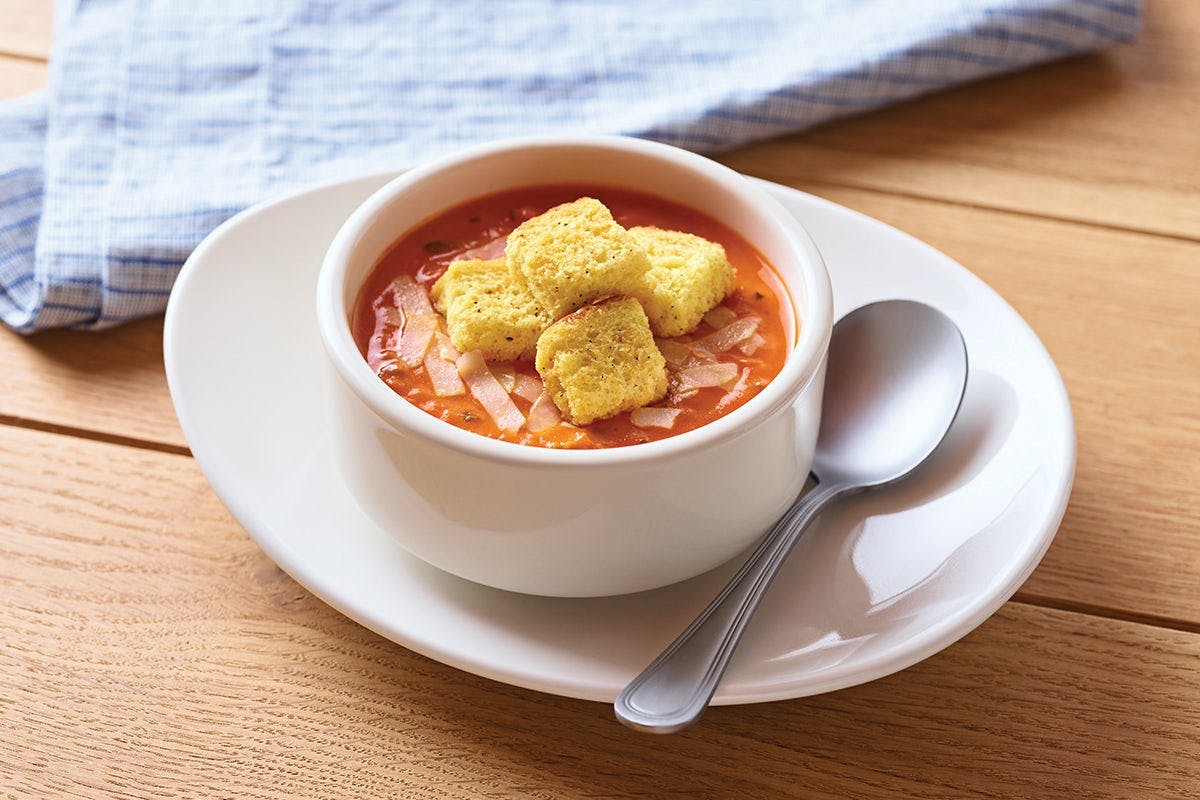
[316,135,833,597]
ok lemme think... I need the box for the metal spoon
[614,299,968,733]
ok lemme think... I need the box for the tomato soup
[352,185,794,449]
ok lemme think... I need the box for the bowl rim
[315,134,833,468]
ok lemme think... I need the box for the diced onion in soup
[695,316,759,354]
[424,350,466,397]
[392,276,435,317]
[433,330,461,361]
[526,391,562,432]
[456,351,525,432]
[459,238,507,261]
[717,367,752,411]
[630,407,682,429]
[656,339,693,369]
[675,362,740,392]
[512,373,544,403]
[702,305,738,329]
[367,305,402,371]
[398,313,438,367]
[490,362,517,393]
[737,333,766,356]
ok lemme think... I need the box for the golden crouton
[628,226,735,337]
[430,258,551,361]
[506,198,650,319]
[535,295,668,426]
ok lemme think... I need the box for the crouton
[535,295,668,426]
[430,258,551,361]
[506,198,650,319]
[628,226,735,337]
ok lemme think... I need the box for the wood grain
[1,6,1198,798]
[0,316,186,451]
[1,424,1197,799]
[0,0,53,62]
[0,52,44,99]
[721,0,1200,240]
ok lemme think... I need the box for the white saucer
[165,172,1074,704]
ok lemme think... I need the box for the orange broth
[352,184,794,449]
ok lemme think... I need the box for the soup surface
[352,184,794,449]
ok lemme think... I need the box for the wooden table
[2,2,1197,797]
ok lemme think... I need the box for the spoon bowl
[815,300,968,489]
[614,299,967,733]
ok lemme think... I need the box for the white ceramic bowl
[316,135,833,597]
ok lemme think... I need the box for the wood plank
[0,52,45,99]
[722,0,1200,240]
[805,185,1200,628]
[0,0,52,61]
[1,425,1197,799]
[0,316,186,451]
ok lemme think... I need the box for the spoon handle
[614,483,842,733]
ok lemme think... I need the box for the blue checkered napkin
[0,0,1140,332]
[0,92,45,327]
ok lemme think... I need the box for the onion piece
[526,391,562,432]
[433,330,461,362]
[512,373,544,403]
[694,316,759,355]
[656,339,693,369]
[490,362,517,393]
[366,305,402,371]
[702,305,738,329]
[392,275,435,317]
[456,351,525,432]
[631,407,682,429]
[398,313,438,367]
[716,367,752,411]
[459,237,507,261]
[424,350,466,397]
[675,362,740,392]
[738,333,766,356]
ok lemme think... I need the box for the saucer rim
[165,170,1075,704]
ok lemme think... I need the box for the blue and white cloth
[0,0,1140,332]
